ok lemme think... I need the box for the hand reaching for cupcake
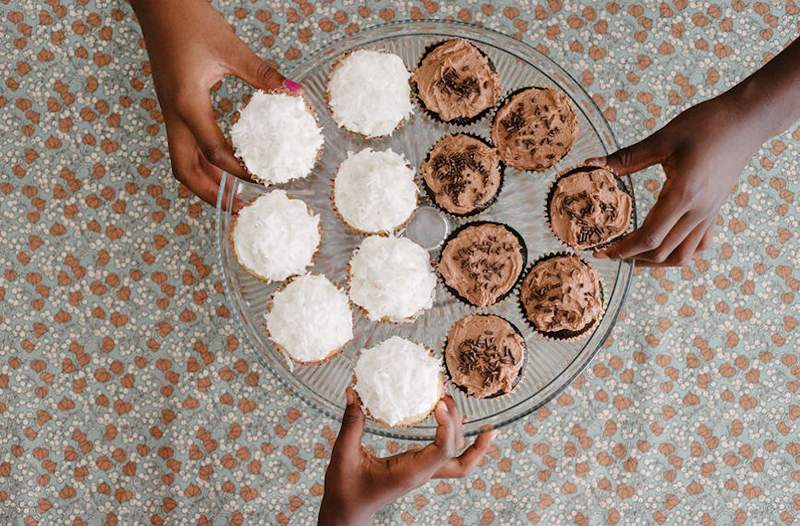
[592,36,800,266]
[318,389,495,526]
[130,0,303,207]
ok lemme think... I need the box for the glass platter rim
[216,19,637,441]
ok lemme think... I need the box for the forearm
[723,36,800,148]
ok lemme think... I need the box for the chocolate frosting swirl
[520,255,602,334]
[439,223,524,307]
[445,315,525,398]
[550,167,632,249]
[421,134,502,215]
[491,87,578,171]
[413,39,502,122]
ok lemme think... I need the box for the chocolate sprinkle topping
[436,67,480,98]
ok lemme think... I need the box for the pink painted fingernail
[283,79,303,95]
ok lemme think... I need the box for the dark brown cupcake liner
[418,131,505,219]
[436,220,528,309]
[516,252,606,342]
[441,314,527,399]
[544,165,635,252]
[411,39,501,127]
[326,48,412,140]
[490,86,577,173]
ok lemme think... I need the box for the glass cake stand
[216,20,637,440]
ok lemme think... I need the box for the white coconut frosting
[231,91,324,185]
[349,235,437,322]
[328,50,413,138]
[232,190,320,282]
[334,148,418,233]
[354,336,443,426]
[265,274,353,364]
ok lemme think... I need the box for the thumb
[234,50,303,95]
[331,387,365,461]
[586,132,665,177]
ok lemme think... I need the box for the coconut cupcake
[231,91,324,185]
[231,190,320,282]
[444,314,526,399]
[519,254,603,340]
[548,166,632,250]
[348,235,437,322]
[265,274,353,365]
[354,336,444,427]
[438,222,526,307]
[334,147,418,234]
[412,39,502,124]
[420,133,503,216]
[491,87,578,171]
[328,49,413,138]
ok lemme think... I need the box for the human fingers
[330,387,365,464]
[432,430,496,479]
[404,397,461,475]
[636,218,713,267]
[174,97,248,179]
[634,212,705,264]
[696,223,715,252]
[586,130,667,177]
[233,48,302,95]
[165,118,225,207]
[596,178,688,261]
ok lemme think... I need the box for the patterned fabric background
[1,1,799,524]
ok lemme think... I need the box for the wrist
[722,75,782,151]
[318,495,373,526]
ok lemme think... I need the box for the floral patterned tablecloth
[1,1,799,524]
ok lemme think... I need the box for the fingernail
[283,79,303,95]
[345,388,354,405]
[488,430,498,440]
[594,250,608,259]
[438,400,448,413]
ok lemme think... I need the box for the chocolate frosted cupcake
[519,254,603,340]
[491,87,578,172]
[438,222,526,307]
[420,134,503,216]
[548,166,632,250]
[445,314,526,399]
[413,39,502,124]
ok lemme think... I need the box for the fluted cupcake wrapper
[436,220,528,310]
[490,86,577,174]
[439,314,528,400]
[544,164,635,252]
[417,131,505,220]
[515,251,607,342]
[411,39,501,128]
